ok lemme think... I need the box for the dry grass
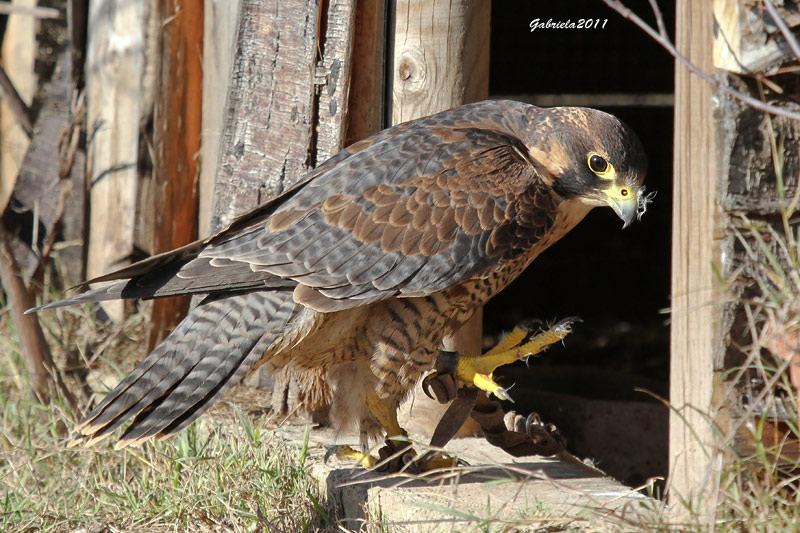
[707,211,800,532]
[700,115,800,531]
[0,302,328,533]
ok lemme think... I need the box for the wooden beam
[85,0,145,322]
[146,0,204,350]
[391,0,489,436]
[0,3,60,18]
[0,65,34,138]
[3,51,85,284]
[669,0,724,517]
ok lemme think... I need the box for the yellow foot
[417,451,461,471]
[325,443,462,473]
[457,317,579,401]
[325,445,377,469]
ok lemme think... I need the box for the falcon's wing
[34,101,556,313]
[200,102,555,311]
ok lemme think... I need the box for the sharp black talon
[323,446,336,463]
[524,412,542,436]
[422,349,460,403]
[421,374,437,400]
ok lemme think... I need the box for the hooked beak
[606,186,649,228]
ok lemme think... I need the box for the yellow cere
[605,185,632,200]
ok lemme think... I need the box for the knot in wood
[395,48,427,93]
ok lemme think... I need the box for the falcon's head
[523,106,650,228]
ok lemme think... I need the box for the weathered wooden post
[391,0,490,433]
[205,0,357,407]
[671,0,800,519]
[199,0,238,238]
[669,0,722,512]
[208,1,343,232]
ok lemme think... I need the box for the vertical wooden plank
[147,0,204,350]
[391,0,489,435]
[345,0,386,146]
[85,0,145,322]
[0,0,36,213]
[270,0,377,418]
[315,0,357,164]
[209,0,319,233]
[199,0,238,237]
[390,0,490,124]
[669,0,723,516]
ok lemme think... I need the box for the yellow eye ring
[587,152,615,179]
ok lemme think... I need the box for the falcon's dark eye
[587,152,615,179]
[588,154,608,173]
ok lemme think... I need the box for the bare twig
[647,0,667,38]
[0,64,34,137]
[603,0,800,122]
[31,90,86,281]
[763,0,800,65]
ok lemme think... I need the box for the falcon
[30,100,648,465]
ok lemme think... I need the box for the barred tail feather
[72,290,298,447]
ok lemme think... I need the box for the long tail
[72,290,299,448]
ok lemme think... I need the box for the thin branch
[763,0,800,65]
[0,220,76,408]
[0,64,34,137]
[647,0,667,39]
[603,0,800,122]
[32,90,86,282]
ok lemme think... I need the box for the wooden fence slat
[85,0,145,322]
[209,0,319,233]
[669,0,723,517]
[712,0,800,74]
[315,0,357,164]
[391,0,489,436]
[4,52,85,285]
[390,0,490,125]
[345,0,387,147]
[146,0,204,350]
